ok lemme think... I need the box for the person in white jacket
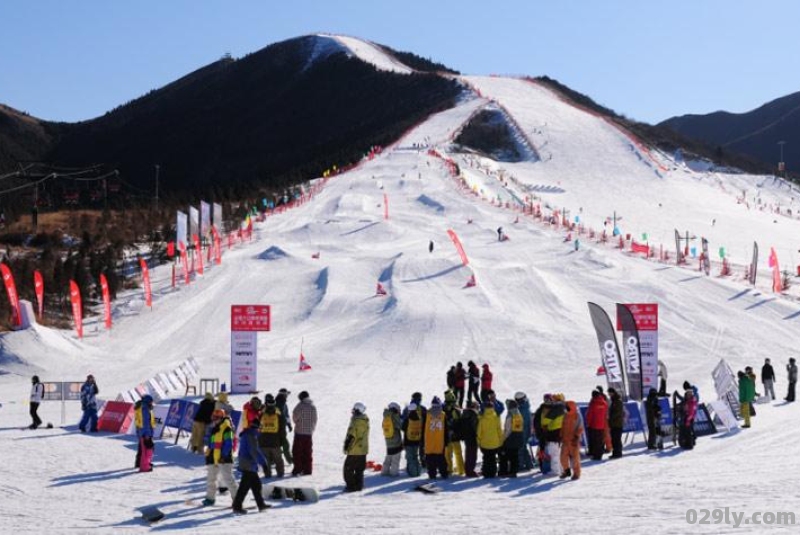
[29,375,44,429]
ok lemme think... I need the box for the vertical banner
[616,304,642,400]
[193,234,204,275]
[188,206,199,241]
[446,229,470,266]
[178,241,190,284]
[176,211,188,249]
[768,247,782,293]
[0,263,21,328]
[749,241,758,286]
[200,201,211,240]
[211,226,222,265]
[34,270,44,320]
[587,302,627,399]
[230,331,258,394]
[69,280,83,339]
[701,237,710,275]
[674,229,682,264]
[139,258,152,308]
[616,304,657,400]
[383,193,389,220]
[213,203,223,232]
[99,273,112,329]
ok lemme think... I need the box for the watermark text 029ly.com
[686,508,795,527]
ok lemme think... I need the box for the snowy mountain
[2,35,800,534]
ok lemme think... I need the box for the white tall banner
[189,206,199,239]
[176,211,188,247]
[230,331,258,394]
[213,203,223,233]
[200,201,211,239]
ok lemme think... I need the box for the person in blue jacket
[78,374,99,433]
[514,392,534,471]
[479,389,504,417]
[232,419,270,514]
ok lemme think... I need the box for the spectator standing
[291,391,317,476]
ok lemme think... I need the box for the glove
[287,423,293,432]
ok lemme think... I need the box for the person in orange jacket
[586,390,608,461]
[559,400,583,480]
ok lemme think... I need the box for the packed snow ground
[2,38,800,534]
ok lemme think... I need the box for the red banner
[167,241,175,258]
[211,226,222,265]
[33,270,44,320]
[97,401,134,433]
[231,305,271,331]
[140,258,152,308]
[630,241,650,255]
[178,241,190,284]
[0,263,21,328]
[193,234,204,275]
[69,280,83,338]
[100,273,112,329]
[769,247,782,293]
[447,229,470,266]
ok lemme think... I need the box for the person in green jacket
[738,370,756,428]
[343,402,370,492]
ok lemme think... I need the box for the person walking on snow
[381,402,403,477]
[786,358,798,402]
[78,374,99,433]
[135,395,156,472]
[29,375,44,429]
[343,402,370,492]
[231,418,270,514]
[203,409,238,506]
[291,391,317,476]
[761,358,776,401]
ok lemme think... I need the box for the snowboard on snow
[414,483,442,494]
[138,505,165,524]
[263,483,320,503]
[22,423,54,431]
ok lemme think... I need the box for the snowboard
[22,423,53,431]
[263,483,320,503]
[139,505,165,523]
[414,483,442,494]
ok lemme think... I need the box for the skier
[78,374,99,433]
[380,402,403,477]
[461,400,479,477]
[644,388,662,450]
[191,393,216,454]
[514,392,534,471]
[291,391,317,476]
[343,402,369,492]
[761,358,776,401]
[402,402,424,477]
[499,399,523,477]
[738,370,755,428]
[258,394,286,478]
[559,399,583,480]
[454,362,466,407]
[135,395,155,472]
[607,388,624,459]
[786,358,797,402]
[467,361,480,405]
[476,400,503,478]
[29,375,44,430]
[232,417,270,514]
[423,397,448,479]
[586,390,608,461]
[203,409,238,506]
[480,364,493,402]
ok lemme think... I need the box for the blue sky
[1,0,798,125]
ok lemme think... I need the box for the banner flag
[34,270,44,320]
[616,304,643,400]
[178,241,190,284]
[749,242,758,286]
[701,237,710,275]
[200,201,211,239]
[211,226,222,265]
[299,353,312,372]
[176,211,188,248]
[167,241,175,258]
[769,247,782,293]
[189,207,199,240]
[0,263,21,328]
[193,234,204,275]
[447,229,470,266]
[630,241,649,255]
[100,273,112,329]
[140,258,152,308]
[213,203,223,233]
[674,229,682,264]
[69,279,83,339]
[587,302,627,399]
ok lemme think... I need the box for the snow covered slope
[1,75,799,534]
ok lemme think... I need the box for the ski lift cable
[0,173,56,196]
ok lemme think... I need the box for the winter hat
[407,402,418,411]
[352,402,366,414]
[431,396,442,407]
[595,385,604,394]
[543,393,553,401]
[204,392,214,400]
[217,392,229,403]
[514,391,526,401]
[250,397,262,409]
[264,393,276,405]
[212,409,225,419]
[32,375,40,383]
[412,392,422,402]
[506,399,518,409]
[444,390,456,403]
[388,402,401,412]
[279,387,291,395]
[482,363,489,369]
[142,394,153,404]
[298,391,310,401]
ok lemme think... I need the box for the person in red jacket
[454,362,466,408]
[480,364,493,403]
[586,390,608,461]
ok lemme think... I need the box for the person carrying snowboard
[343,402,369,492]
[381,402,403,477]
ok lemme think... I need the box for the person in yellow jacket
[424,397,449,479]
[202,409,238,506]
[476,401,503,478]
[343,402,370,492]
[559,400,583,481]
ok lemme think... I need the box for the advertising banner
[176,211,188,247]
[0,263,21,327]
[693,403,717,437]
[34,270,44,319]
[42,382,64,401]
[231,305,271,331]
[588,302,626,398]
[100,273,111,329]
[140,258,152,308]
[69,280,83,338]
[617,303,658,398]
[231,331,258,394]
[200,201,211,239]
[97,401,134,433]
[446,229,470,266]
[616,304,642,400]
[213,203,223,233]
[189,206,199,240]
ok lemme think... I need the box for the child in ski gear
[191,393,216,454]
[787,358,798,402]
[29,375,44,429]
[586,390,608,460]
[480,364,493,402]
[203,409,238,506]
[762,358,776,400]
[402,402,424,476]
[258,394,286,477]
[454,362,466,407]
[559,400,583,480]
[232,419,269,514]
[461,401,479,477]
[608,388,624,458]
[135,395,156,472]
[343,402,370,492]
[738,370,756,428]
[499,399,523,477]
[514,392,534,471]
[467,362,480,405]
[292,391,317,476]
[381,402,403,476]
[477,400,503,478]
[645,388,662,450]
[424,397,448,479]
[78,374,99,433]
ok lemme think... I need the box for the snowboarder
[786,358,797,402]
[135,395,155,472]
[191,393,216,454]
[343,402,369,492]
[232,418,270,514]
[428,240,434,253]
[586,390,608,461]
[78,374,99,433]
[461,401,479,477]
[423,397,448,479]
[559,400,583,480]
[215,391,234,416]
[203,409,238,506]
[514,392,534,471]
[381,402,403,477]
[738,370,755,428]
[480,364,493,402]
[275,388,294,466]
[497,227,504,241]
[402,401,424,477]
[467,361,480,405]
[258,394,286,478]
[476,400,503,478]
[499,399,523,477]
[761,358,776,401]
[291,391,317,476]
[446,366,456,391]
[607,388,624,459]
[29,375,44,430]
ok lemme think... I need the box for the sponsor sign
[231,331,258,394]
[231,305,271,332]
[692,403,717,437]
[97,401,134,433]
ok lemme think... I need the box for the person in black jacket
[644,388,662,450]
[460,401,479,477]
[608,388,624,458]
[467,361,480,405]
[191,393,216,454]
[761,358,776,401]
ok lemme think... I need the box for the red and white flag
[376,282,387,296]
[299,353,312,372]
